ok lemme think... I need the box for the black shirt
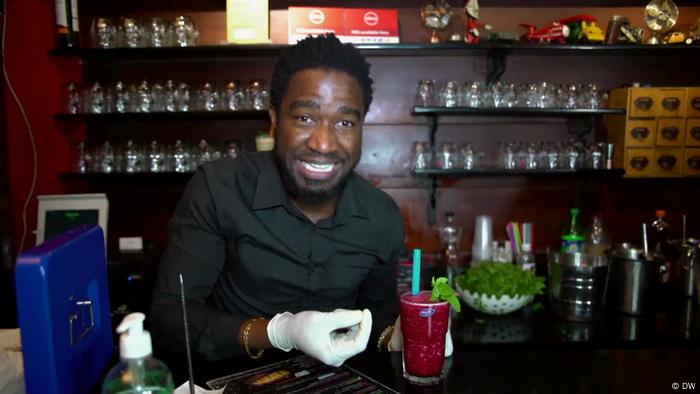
[151,151,405,360]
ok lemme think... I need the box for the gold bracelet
[243,318,265,359]
[377,324,394,352]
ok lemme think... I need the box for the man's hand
[388,316,453,357]
[267,309,372,367]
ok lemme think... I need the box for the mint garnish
[430,276,461,312]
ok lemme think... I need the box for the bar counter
[163,294,700,393]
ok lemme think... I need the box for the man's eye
[338,120,355,128]
[296,115,313,124]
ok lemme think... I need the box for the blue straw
[412,249,421,295]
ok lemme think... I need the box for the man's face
[271,69,364,205]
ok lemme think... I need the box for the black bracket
[568,116,594,142]
[427,175,437,225]
[428,114,438,148]
[486,50,507,85]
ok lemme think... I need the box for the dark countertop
[163,294,700,393]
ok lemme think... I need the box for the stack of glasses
[73,139,240,174]
[64,79,269,114]
[416,80,608,109]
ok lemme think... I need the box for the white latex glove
[267,309,372,367]
[388,316,453,358]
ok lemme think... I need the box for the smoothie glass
[400,291,449,385]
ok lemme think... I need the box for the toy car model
[558,14,604,43]
[665,31,686,44]
[520,22,570,44]
[580,20,605,43]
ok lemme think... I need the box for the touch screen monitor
[35,193,108,246]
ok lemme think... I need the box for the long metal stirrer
[642,223,649,255]
[683,214,687,242]
[179,274,195,394]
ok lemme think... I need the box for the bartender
[151,34,404,367]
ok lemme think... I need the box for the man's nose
[306,122,338,154]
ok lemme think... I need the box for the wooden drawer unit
[624,119,656,147]
[656,118,684,146]
[686,118,700,147]
[624,148,654,177]
[683,148,700,176]
[653,148,682,177]
[687,88,700,118]
[629,87,659,118]
[656,88,686,118]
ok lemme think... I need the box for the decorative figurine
[420,1,453,44]
[558,15,605,43]
[463,0,481,44]
[520,22,570,44]
[644,0,679,45]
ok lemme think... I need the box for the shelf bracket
[427,175,437,225]
[486,50,507,85]
[569,116,593,142]
[428,114,438,147]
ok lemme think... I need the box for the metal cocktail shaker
[605,243,667,315]
[675,239,699,298]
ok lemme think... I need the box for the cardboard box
[227,0,270,44]
[288,7,399,44]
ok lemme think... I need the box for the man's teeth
[302,161,335,172]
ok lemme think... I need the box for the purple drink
[400,291,449,385]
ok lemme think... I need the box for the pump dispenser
[102,313,174,394]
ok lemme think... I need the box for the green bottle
[102,313,174,394]
[561,208,584,253]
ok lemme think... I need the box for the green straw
[412,249,421,295]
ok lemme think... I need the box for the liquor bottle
[585,213,611,257]
[650,210,670,254]
[55,0,79,48]
[438,212,463,288]
[517,243,536,271]
[561,208,584,253]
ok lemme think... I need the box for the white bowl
[457,284,533,315]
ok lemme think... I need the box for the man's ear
[268,106,278,130]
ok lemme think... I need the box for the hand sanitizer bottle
[102,313,174,394]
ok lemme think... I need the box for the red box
[288,7,399,44]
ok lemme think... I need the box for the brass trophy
[644,0,679,45]
[421,1,453,43]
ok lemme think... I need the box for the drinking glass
[87,82,105,114]
[65,83,81,114]
[434,141,456,170]
[461,143,480,170]
[441,81,461,108]
[163,80,177,112]
[123,140,143,173]
[415,80,436,106]
[147,17,168,47]
[175,82,191,112]
[120,17,144,48]
[147,140,167,172]
[171,140,192,173]
[400,291,449,386]
[248,79,269,110]
[90,18,116,48]
[411,141,432,170]
[98,141,115,173]
[133,80,153,113]
[172,16,199,47]
[224,80,245,111]
[464,81,483,108]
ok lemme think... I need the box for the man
[151,34,404,367]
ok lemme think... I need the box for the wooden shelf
[48,43,700,60]
[54,110,269,122]
[412,107,625,117]
[413,168,625,177]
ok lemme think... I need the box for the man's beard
[274,148,357,205]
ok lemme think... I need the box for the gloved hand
[388,316,453,357]
[267,309,372,367]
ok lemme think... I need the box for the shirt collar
[252,155,288,210]
[252,157,370,221]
